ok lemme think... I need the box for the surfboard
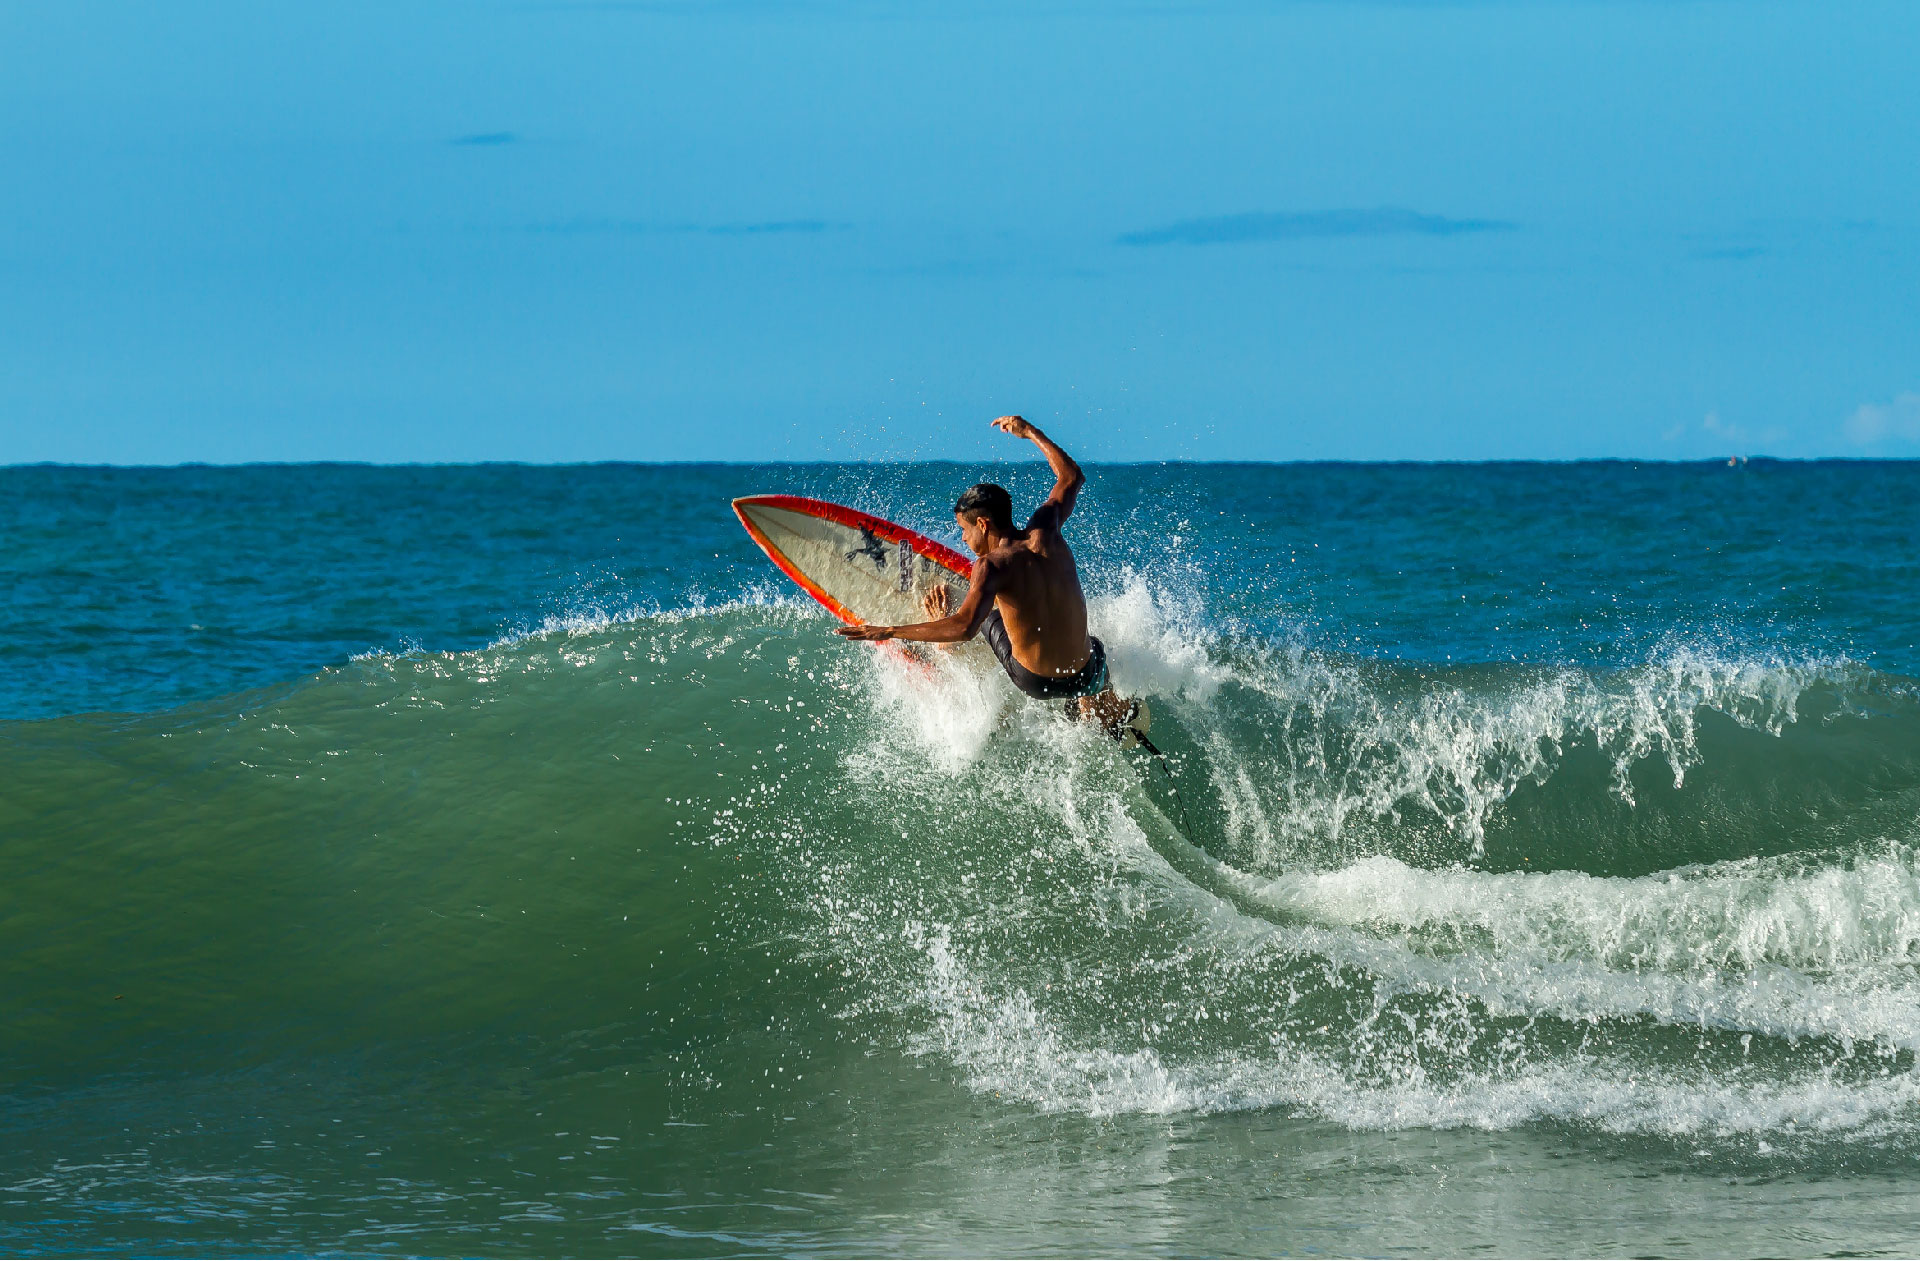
[732,494,975,632]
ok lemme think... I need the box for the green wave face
[4,603,825,1074]
[10,596,1920,1253]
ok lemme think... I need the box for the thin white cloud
[1845,392,1920,446]
[1701,409,1745,444]
[1677,410,1787,454]
[1118,208,1514,247]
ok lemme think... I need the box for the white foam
[857,644,1014,774]
[486,584,810,650]
[1255,848,1920,978]
[1087,569,1234,705]
[901,919,1920,1139]
[1173,638,1866,861]
[779,573,1920,1144]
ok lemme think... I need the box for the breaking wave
[9,577,1920,1160]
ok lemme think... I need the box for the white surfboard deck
[732,494,993,665]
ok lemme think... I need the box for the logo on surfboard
[844,528,889,572]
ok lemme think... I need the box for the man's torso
[988,526,1090,677]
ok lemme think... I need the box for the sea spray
[788,600,1920,1150]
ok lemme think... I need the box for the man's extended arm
[991,415,1083,527]
[834,560,999,643]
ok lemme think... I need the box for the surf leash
[1127,727,1193,838]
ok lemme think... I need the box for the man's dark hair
[954,482,1016,536]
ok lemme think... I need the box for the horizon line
[4,455,1916,471]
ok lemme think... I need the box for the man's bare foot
[1077,686,1138,736]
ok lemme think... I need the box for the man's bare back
[964,496,1090,676]
[835,416,1137,733]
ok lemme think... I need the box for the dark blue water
[8,461,1916,720]
[5,461,1920,1256]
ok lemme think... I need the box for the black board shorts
[982,609,1109,700]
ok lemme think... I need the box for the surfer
[835,416,1141,736]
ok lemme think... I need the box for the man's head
[953,482,1015,555]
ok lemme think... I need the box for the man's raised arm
[991,415,1084,526]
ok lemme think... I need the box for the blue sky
[1,0,1915,463]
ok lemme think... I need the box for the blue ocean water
[4,460,1920,1255]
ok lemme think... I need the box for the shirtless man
[835,416,1138,734]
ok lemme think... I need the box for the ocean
[4,460,1920,1257]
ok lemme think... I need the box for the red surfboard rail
[732,494,971,626]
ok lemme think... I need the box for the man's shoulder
[989,538,1047,564]
[975,543,1035,579]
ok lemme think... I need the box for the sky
[1,0,1916,464]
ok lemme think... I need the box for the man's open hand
[835,623,894,641]
[991,415,1036,440]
